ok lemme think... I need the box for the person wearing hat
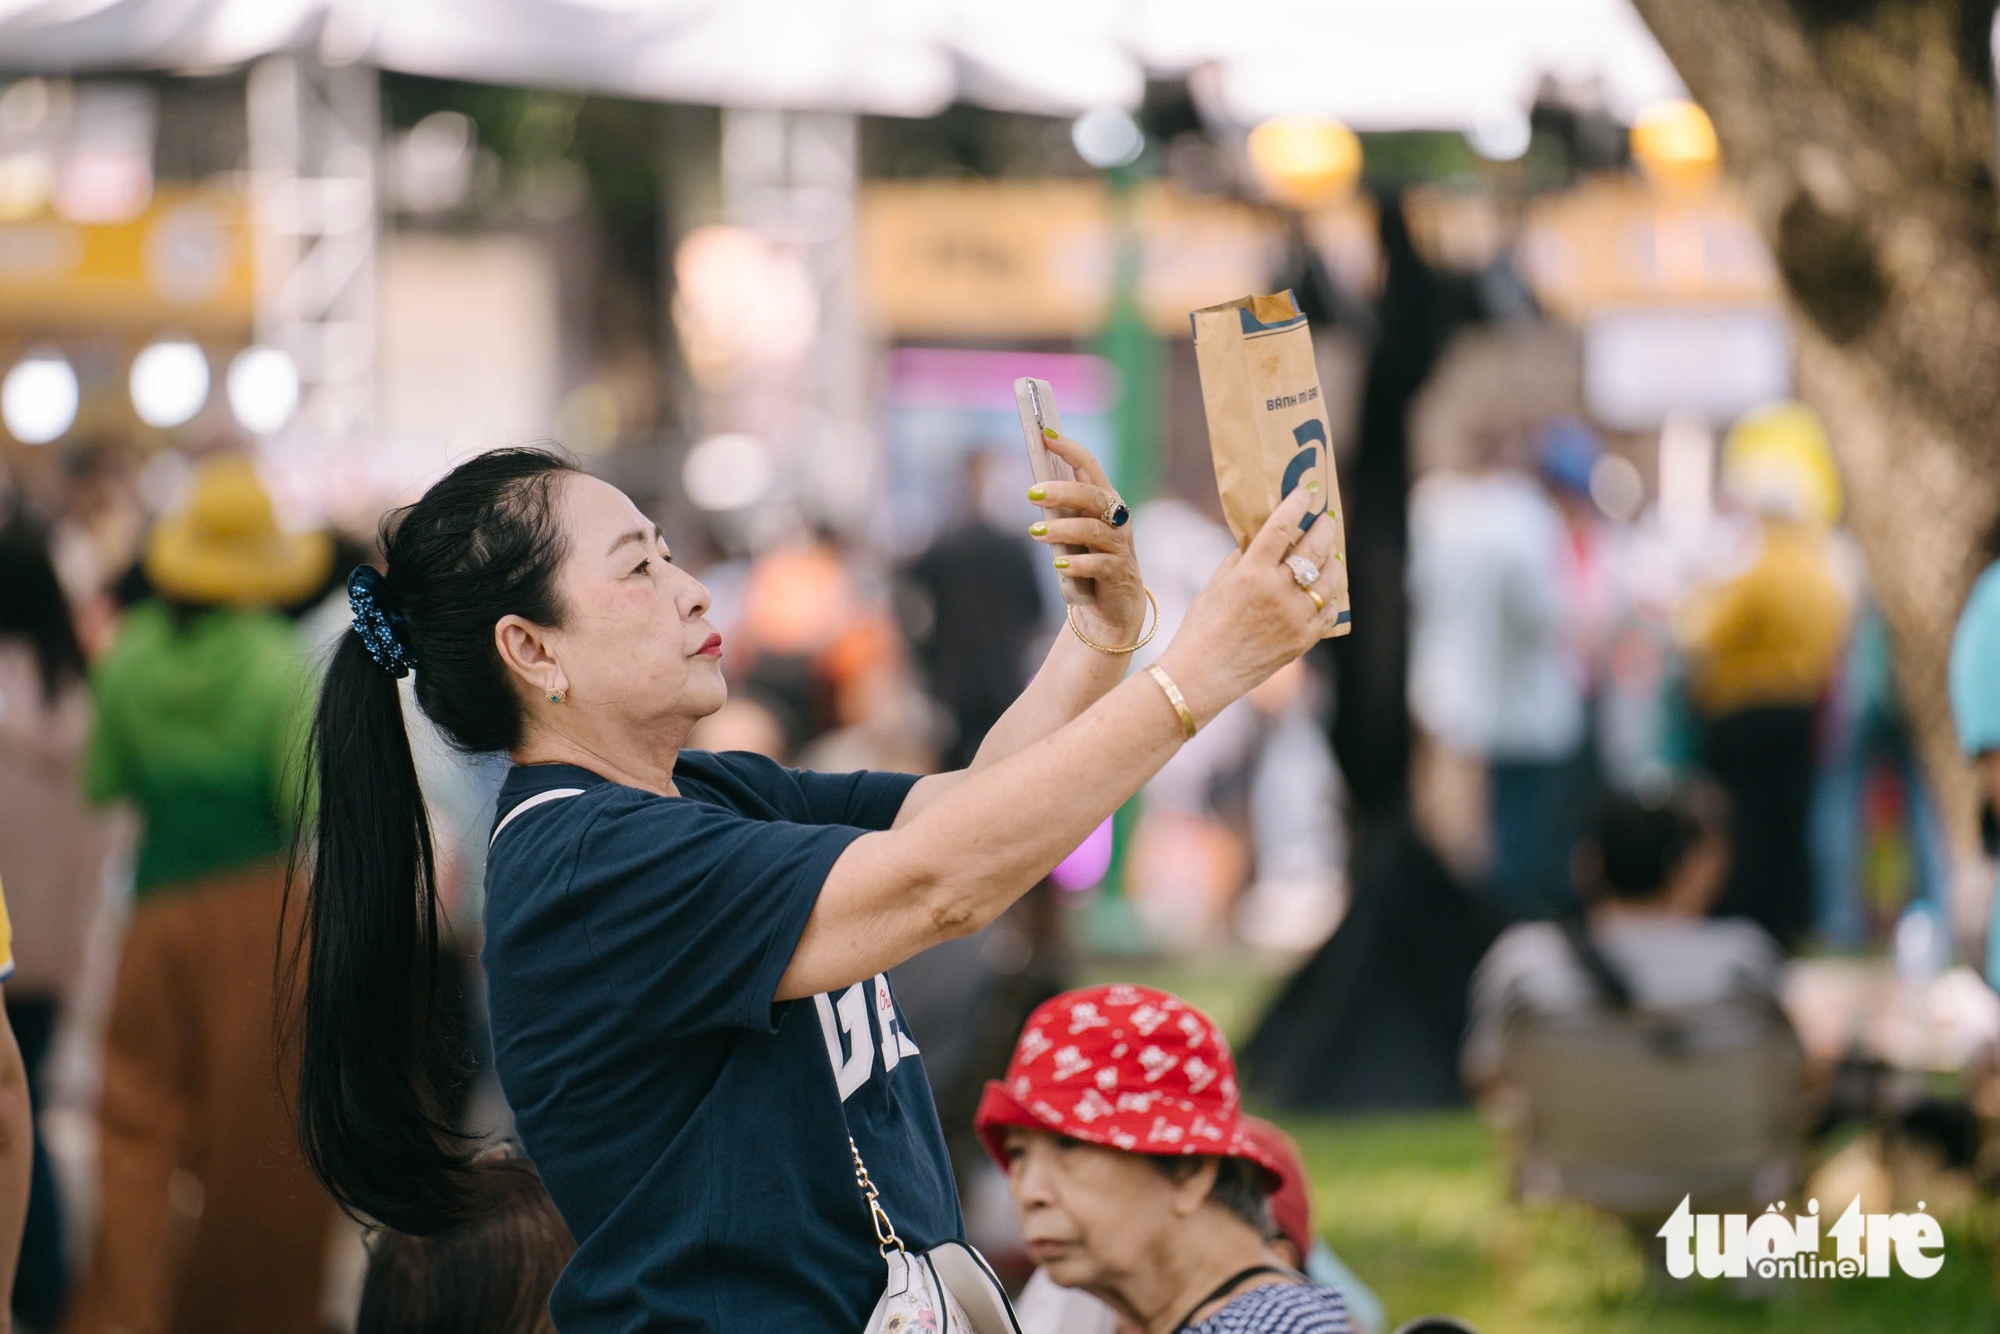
[1679,402,1853,949]
[66,455,337,1334]
[1011,1113,1388,1334]
[977,985,1352,1334]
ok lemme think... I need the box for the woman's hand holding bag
[1152,480,1349,730]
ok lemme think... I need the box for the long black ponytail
[287,447,577,1234]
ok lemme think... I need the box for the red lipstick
[697,633,723,658]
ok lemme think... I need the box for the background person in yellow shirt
[1679,404,1852,950]
[0,879,35,1334]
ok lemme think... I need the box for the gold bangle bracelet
[1147,664,1197,740]
[1067,586,1160,656]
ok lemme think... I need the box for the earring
[547,691,564,704]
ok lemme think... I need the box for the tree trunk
[1631,0,2000,932]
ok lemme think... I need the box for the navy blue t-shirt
[481,751,962,1332]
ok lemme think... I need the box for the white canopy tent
[0,0,1683,127]
[0,0,1690,521]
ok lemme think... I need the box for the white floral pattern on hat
[973,984,1284,1182]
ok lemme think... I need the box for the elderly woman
[291,442,1345,1331]
[977,986,1352,1334]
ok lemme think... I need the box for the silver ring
[1286,554,1321,589]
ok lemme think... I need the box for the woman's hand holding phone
[1025,434,1148,649]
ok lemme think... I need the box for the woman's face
[538,473,726,728]
[1000,1128,1202,1297]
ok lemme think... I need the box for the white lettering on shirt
[815,974,920,1101]
[815,984,875,1099]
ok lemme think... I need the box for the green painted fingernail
[1044,426,1059,440]
[1053,556,1070,570]
[1028,485,1047,502]
[1306,479,1320,493]
[1029,521,1048,537]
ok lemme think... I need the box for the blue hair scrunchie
[348,565,417,678]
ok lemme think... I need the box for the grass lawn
[1081,954,2000,1332]
[1276,1110,2000,1333]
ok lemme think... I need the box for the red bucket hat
[1240,1116,1312,1258]
[974,984,1283,1182]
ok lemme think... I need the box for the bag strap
[849,1137,907,1259]
[489,787,585,849]
[1555,915,1635,1012]
[1170,1264,1298,1333]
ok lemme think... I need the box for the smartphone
[1014,376,1095,606]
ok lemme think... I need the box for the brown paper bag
[1190,290,1351,637]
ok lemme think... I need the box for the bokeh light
[1630,99,1719,191]
[129,340,211,428]
[392,110,477,216]
[0,151,52,220]
[671,226,818,387]
[1071,107,1144,170]
[682,432,775,512]
[227,346,300,434]
[1,351,79,445]
[1466,106,1532,162]
[1246,117,1362,207]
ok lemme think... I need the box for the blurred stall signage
[1522,177,1780,319]
[884,347,1115,413]
[859,181,1297,339]
[0,187,252,332]
[1583,306,1791,429]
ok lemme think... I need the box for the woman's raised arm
[891,432,1146,828]
[775,480,1344,1001]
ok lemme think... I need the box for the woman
[292,440,1343,1331]
[1680,403,1851,950]
[1012,1115,1387,1334]
[977,986,1351,1333]
[0,513,116,1325]
[69,457,336,1334]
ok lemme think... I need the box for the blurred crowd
[1408,403,1899,949]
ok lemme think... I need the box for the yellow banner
[0,187,254,333]
[1519,177,1780,318]
[859,181,1314,340]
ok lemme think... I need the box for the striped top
[1185,1282,1351,1334]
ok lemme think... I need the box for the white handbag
[851,1138,1022,1334]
